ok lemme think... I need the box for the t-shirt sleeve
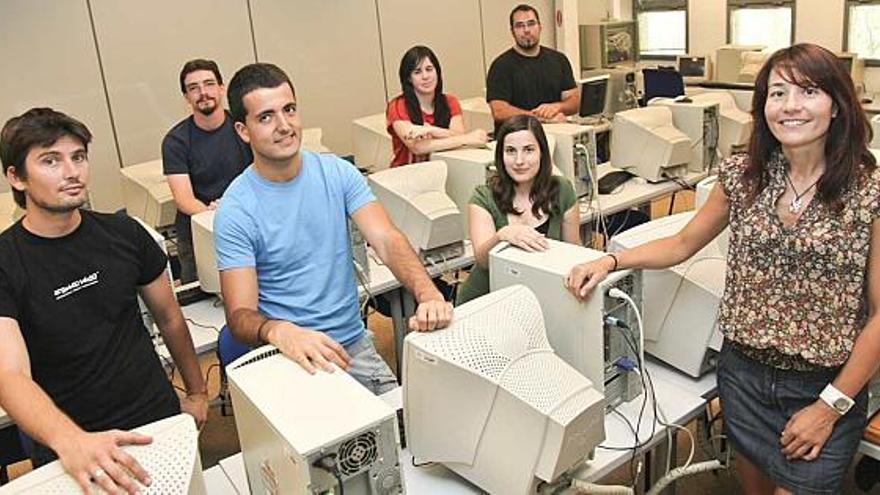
[557,176,577,213]
[214,201,258,270]
[0,266,20,320]
[386,97,410,134]
[126,216,169,285]
[558,52,577,92]
[447,94,463,117]
[336,157,375,215]
[486,57,513,104]
[161,126,190,175]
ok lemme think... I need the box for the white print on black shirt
[53,271,100,301]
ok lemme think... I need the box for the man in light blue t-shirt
[214,63,453,394]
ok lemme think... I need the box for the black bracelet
[606,253,619,272]
[256,318,273,342]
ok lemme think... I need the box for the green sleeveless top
[455,176,577,305]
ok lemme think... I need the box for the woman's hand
[498,225,549,252]
[565,256,616,301]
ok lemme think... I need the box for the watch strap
[820,384,854,415]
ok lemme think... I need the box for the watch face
[833,397,849,412]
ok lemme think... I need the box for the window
[634,0,687,59]
[728,0,794,51]
[846,0,880,63]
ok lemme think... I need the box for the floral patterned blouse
[718,151,880,370]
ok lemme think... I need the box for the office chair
[642,68,685,105]
[216,325,251,416]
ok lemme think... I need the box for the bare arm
[469,204,549,268]
[390,115,487,156]
[138,273,206,427]
[559,87,581,116]
[352,202,452,330]
[781,218,880,461]
[489,99,534,123]
[566,185,730,299]
[220,267,350,373]
[166,174,213,216]
[0,318,151,494]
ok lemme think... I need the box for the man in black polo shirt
[162,59,252,284]
[486,4,580,130]
[0,108,207,494]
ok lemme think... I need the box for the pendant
[789,197,802,214]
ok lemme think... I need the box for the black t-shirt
[486,46,577,122]
[0,211,179,432]
[161,111,252,226]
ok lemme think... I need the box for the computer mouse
[598,170,636,195]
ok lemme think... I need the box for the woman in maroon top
[566,43,880,494]
[386,45,488,168]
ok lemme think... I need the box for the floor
[5,191,880,493]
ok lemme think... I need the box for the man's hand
[180,392,209,430]
[532,102,562,120]
[265,320,351,374]
[408,298,453,332]
[207,200,219,210]
[780,400,841,461]
[498,224,549,252]
[54,429,153,495]
[565,256,615,302]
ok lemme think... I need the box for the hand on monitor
[408,297,453,332]
[264,320,351,374]
[564,256,615,302]
[499,225,549,252]
[180,392,209,430]
[55,428,153,494]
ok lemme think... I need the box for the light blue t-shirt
[214,151,374,346]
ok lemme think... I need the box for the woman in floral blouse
[566,43,880,494]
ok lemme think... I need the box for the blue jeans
[345,331,398,395]
[717,341,868,494]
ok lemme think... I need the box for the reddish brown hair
[745,43,875,210]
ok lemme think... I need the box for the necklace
[784,172,820,214]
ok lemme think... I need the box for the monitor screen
[838,55,854,74]
[678,56,707,78]
[579,75,609,118]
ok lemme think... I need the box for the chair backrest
[643,68,685,104]
[217,325,251,367]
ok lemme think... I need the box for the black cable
[411,456,434,468]
[185,318,219,333]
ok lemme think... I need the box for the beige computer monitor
[120,159,177,230]
[611,106,692,182]
[714,45,764,84]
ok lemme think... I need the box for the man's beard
[196,98,218,116]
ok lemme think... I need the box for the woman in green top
[456,114,581,304]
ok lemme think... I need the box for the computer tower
[228,347,403,495]
[490,240,642,407]
[543,123,606,198]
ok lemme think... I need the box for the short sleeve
[557,176,577,213]
[865,167,880,221]
[335,157,375,215]
[125,215,168,285]
[0,266,20,320]
[717,153,749,207]
[161,124,190,175]
[386,96,410,132]
[446,94,462,117]
[486,57,513,104]
[557,52,577,92]
[214,201,258,270]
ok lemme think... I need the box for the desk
[217,369,709,494]
[155,296,226,362]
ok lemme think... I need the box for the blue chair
[0,426,30,485]
[216,325,251,416]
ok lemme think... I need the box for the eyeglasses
[512,20,539,30]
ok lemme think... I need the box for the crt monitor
[610,106,692,182]
[404,284,605,495]
[578,74,610,119]
[836,52,866,93]
[609,211,727,377]
[677,55,710,80]
[689,91,753,157]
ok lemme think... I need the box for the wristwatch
[819,384,855,416]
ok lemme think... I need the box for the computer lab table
[217,368,709,494]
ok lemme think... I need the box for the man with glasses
[162,59,252,284]
[486,4,579,131]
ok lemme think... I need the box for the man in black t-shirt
[0,108,207,494]
[486,4,580,129]
[162,59,252,284]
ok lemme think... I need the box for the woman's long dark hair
[491,115,560,218]
[398,46,451,128]
[746,43,875,209]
